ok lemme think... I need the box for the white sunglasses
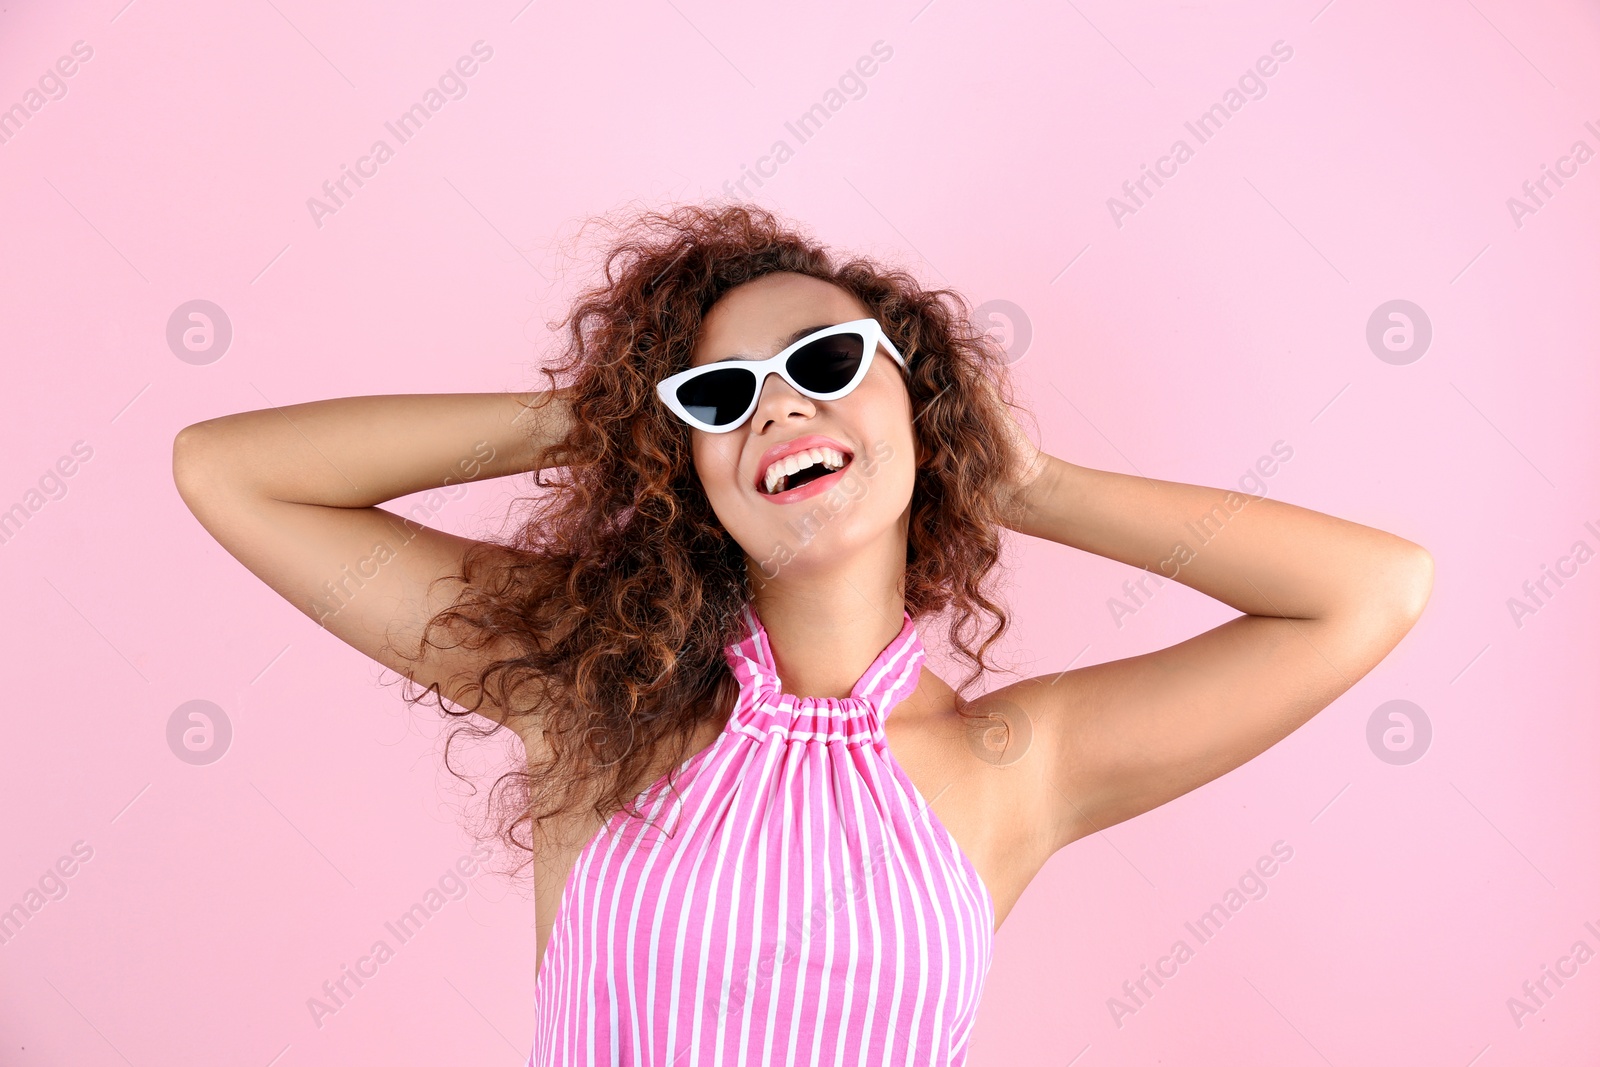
[655,318,908,433]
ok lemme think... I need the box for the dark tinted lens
[676,366,758,426]
[788,333,865,394]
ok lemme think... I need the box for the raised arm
[170,388,575,731]
[987,435,1433,853]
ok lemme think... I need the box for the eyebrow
[707,323,838,364]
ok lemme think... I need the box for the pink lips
[754,433,854,502]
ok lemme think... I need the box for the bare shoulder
[886,671,1061,926]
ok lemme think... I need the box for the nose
[750,372,816,434]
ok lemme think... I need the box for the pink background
[3,0,1598,1063]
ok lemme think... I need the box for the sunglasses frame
[655,318,908,433]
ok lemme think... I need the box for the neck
[745,528,908,700]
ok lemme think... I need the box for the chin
[740,503,905,584]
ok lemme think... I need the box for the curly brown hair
[401,201,1028,875]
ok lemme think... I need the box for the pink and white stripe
[530,602,995,1066]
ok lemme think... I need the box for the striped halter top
[530,602,995,1065]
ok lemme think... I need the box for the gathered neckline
[727,600,926,720]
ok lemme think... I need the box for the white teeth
[761,447,848,494]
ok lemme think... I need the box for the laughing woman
[172,202,1432,1065]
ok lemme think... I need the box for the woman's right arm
[171,389,576,732]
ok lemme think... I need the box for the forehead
[690,272,871,367]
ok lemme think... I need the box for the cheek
[856,383,917,468]
[880,442,920,513]
[692,436,746,509]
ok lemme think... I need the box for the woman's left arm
[991,433,1434,853]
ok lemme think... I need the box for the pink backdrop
[4,0,1598,1063]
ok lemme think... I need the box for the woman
[172,203,1433,1064]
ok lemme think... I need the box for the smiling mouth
[759,446,853,496]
